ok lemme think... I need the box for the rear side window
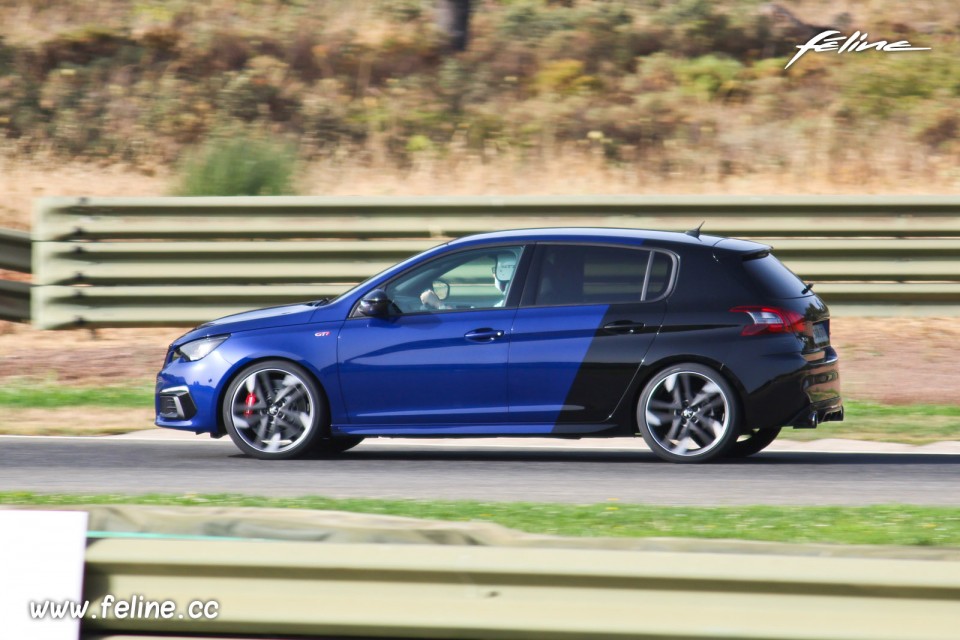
[526,245,672,306]
[743,253,808,298]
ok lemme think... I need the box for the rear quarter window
[645,251,674,300]
[742,253,808,298]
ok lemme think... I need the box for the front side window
[525,244,672,307]
[384,245,525,314]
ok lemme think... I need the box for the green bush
[839,50,960,119]
[656,0,732,57]
[498,0,578,42]
[174,135,299,196]
[674,54,745,100]
[535,59,598,95]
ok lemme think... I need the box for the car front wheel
[223,360,327,460]
[637,364,740,463]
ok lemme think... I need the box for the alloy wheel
[639,367,736,461]
[228,368,316,455]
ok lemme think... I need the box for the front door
[337,244,526,431]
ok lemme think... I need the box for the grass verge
[781,400,960,444]
[3,492,960,546]
[0,384,152,409]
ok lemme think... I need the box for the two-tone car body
[156,228,842,462]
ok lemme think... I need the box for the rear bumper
[736,345,842,430]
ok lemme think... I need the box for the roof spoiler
[712,237,773,255]
[742,249,770,261]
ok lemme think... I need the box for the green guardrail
[78,537,960,639]
[19,196,960,327]
[3,504,958,639]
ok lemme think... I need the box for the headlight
[177,335,229,362]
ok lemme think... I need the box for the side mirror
[358,289,391,317]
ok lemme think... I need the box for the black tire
[222,359,328,460]
[313,436,364,456]
[728,426,781,458]
[637,363,741,463]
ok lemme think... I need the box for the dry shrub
[0,0,956,191]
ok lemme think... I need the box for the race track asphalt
[2,434,959,505]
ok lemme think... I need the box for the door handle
[464,328,505,342]
[602,320,645,335]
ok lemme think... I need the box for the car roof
[446,227,764,251]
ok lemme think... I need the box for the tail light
[730,306,807,336]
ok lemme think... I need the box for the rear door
[508,244,672,426]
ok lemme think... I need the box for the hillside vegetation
[0,0,957,191]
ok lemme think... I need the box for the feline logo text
[786,30,931,69]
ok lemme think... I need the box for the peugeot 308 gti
[156,228,843,463]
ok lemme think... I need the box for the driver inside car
[420,251,518,310]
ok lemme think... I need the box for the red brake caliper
[243,392,257,417]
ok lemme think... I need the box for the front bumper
[155,350,234,434]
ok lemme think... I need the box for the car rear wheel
[728,426,782,458]
[637,364,740,463]
[223,360,327,460]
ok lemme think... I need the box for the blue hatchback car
[156,228,842,463]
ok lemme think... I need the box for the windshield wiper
[801,282,814,294]
[309,297,332,307]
